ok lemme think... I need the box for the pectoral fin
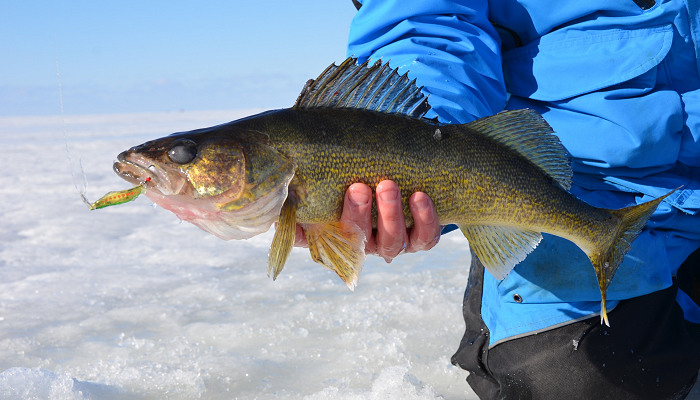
[460,225,542,280]
[268,197,298,280]
[304,221,367,290]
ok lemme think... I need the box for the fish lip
[113,160,150,187]
[114,150,188,196]
[114,151,162,188]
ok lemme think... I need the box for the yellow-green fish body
[114,59,670,325]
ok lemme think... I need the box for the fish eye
[168,139,198,164]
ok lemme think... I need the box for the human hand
[294,180,441,263]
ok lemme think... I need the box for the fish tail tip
[600,301,610,327]
[592,191,672,306]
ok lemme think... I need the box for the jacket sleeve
[347,0,506,123]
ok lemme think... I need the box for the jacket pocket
[502,25,673,101]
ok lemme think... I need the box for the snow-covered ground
[0,111,477,399]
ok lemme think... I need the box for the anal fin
[460,225,542,280]
[268,197,297,280]
[304,221,367,290]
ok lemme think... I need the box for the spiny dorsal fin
[460,225,542,280]
[294,58,431,118]
[465,109,572,190]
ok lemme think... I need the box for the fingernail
[378,188,399,202]
[348,188,371,206]
[413,194,432,211]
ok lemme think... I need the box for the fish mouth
[114,151,151,184]
[113,151,185,195]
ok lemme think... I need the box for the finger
[406,192,441,253]
[375,180,408,262]
[340,183,376,254]
[294,224,308,248]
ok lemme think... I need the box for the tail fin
[590,189,676,326]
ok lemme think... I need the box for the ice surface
[6,112,697,400]
[0,111,476,399]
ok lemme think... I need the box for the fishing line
[52,9,91,208]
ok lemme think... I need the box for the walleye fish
[114,58,670,325]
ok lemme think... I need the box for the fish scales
[112,58,674,325]
[252,107,613,244]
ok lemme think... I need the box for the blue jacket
[348,0,700,346]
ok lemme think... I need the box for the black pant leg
[451,253,501,398]
[452,252,700,400]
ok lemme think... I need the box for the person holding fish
[340,0,700,398]
[106,0,698,398]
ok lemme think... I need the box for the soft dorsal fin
[465,109,572,190]
[293,58,431,118]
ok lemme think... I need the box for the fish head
[114,128,296,240]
